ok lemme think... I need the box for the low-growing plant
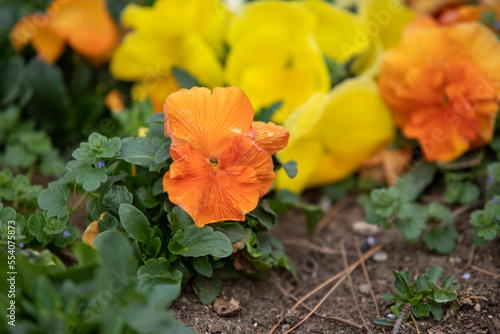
[374,266,460,328]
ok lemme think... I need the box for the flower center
[209,159,219,167]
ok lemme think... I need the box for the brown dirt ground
[170,200,500,334]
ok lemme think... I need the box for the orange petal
[219,136,275,196]
[251,121,289,155]
[164,87,255,158]
[163,144,260,227]
[10,13,65,63]
[47,0,118,61]
[82,212,106,249]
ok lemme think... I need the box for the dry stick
[313,199,347,235]
[267,245,382,334]
[291,245,382,310]
[282,270,350,334]
[354,238,385,334]
[270,277,363,329]
[410,312,420,334]
[470,265,500,279]
[340,240,372,334]
[465,244,476,268]
[451,200,483,218]
[392,303,411,334]
[281,238,339,254]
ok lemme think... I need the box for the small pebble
[387,313,396,319]
[373,250,389,262]
[352,221,380,236]
[252,317,262,326]
[462,272,471,280]
[358,284,370,295]
[319,196,332,213]
[366,235,375,245]
[284,309,300,324]
[281,324,291,333]
[475,303,481,312]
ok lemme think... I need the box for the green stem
[68,192,90,216]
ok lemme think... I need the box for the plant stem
[392,304,411,334]
[68,192,89,216]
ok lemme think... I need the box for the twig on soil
[465,244,476,268]
[281,238,339,254]
[470,265,500,278]
[268,245,382,334]
[340,240,372,333]
[392,303,411,334]
[355,238,384,333]
[410,312,420,334]
[313,199,348,235]
[270,275,363,329]
[291,245,382,310]
[451,200,482,218]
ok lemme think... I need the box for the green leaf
[74,164,108,192]
[395,215,426,241]
[146,237,162,257]
[281,160,298,179]
[247,200,277,230]
[422,225,458,254]
[442,275,455,290]
[38,181,70,218]
[172,66,199,89]
[381,293,397,301]
[193,256,213,278]
[414,302,430,318]
[119,204,152,244]
[212,222,247,243]
[373,319,394,327]
[0,56,24,105]
[427,202,453,223]
[444,181,462,204]
[154,141,171,164]
[94,229,137,283]
[395,162,436,201]
[426,266,443,283]
[393,270,413,301]
[103,186,133,215]
[254,101,282,122]
[434,289,457,303]
[194,276,222,305]
[168,205,195,232]
[120,137,164,170]
[168,225,232,258]
[429,301,443,320]
[460,182,480,205]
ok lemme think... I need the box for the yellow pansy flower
[275,76,395,193]
[225,0,330,124]
[351,0,415,76]
[110,0,229,112]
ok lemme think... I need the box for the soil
[170,199,500,334]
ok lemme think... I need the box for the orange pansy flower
[10,0,119,64]
[379,18,500,162]
[163,87,289,227]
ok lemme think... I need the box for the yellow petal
[358,0,415,50]
[276,77,395,193]
[351,38,385,77]
[301,0,368,63]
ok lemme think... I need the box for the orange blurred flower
[10,0,119,64]
[439,4,500,26]
[379,18,500,162]
[163,87,289,227]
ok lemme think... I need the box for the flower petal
[10,13,65,64]
[251,121,289,155]
[82,212,106,249]
[165,87,255,157]
[163,144,260,226]
[47,0,118,60]
[219,136,275,196]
